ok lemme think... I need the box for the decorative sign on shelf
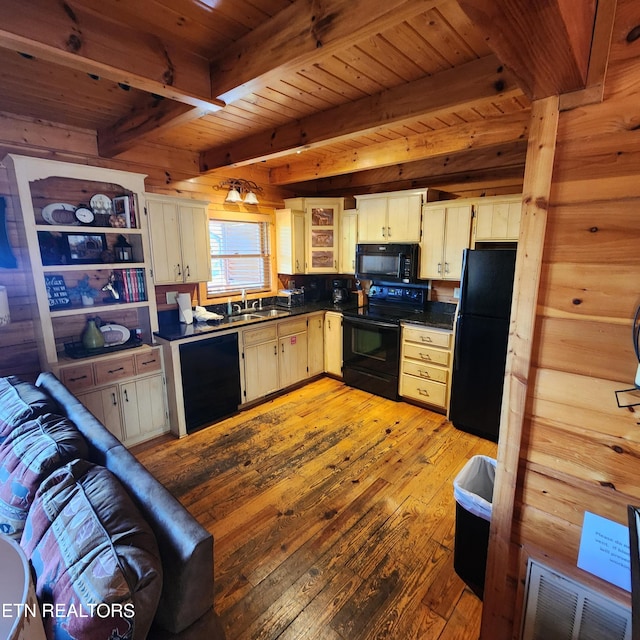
[45,274,71,308]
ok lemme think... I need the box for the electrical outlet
[454,287,461,299]
[635,363,640,388]
[166,291,178,305]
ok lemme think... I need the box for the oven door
[342,315,400,400]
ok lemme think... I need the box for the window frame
[198,208,277,304]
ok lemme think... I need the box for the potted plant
[69,274,100,306]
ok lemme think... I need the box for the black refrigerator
[449,248,517,442]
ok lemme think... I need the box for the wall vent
[521,559,631,640]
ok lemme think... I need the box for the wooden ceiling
[0,0,605,198]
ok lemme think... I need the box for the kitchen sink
[253,308,290,318]
[227,313,262,323]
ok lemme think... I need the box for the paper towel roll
[177,293,193,324]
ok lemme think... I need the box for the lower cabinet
[307,312,325,377]
[399,324,453,411]
[324,311,343,377]
[57,346,169,447]
[242,316,309,403]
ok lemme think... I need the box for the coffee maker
[331,278,349,304]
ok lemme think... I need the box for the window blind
[207,219,271,295]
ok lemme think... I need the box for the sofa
[0,372,222,640]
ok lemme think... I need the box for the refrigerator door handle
[453,315,463,372]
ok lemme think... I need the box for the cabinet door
[147,200,183,284]
[77,386,123,440]
[179,205,211,282]
[306,201,340,273]
[324,312,342,376]
[442,205,472,279]
[475,199,521,241]
[357,198,387,243]
[307,314,324,377]
[276,209,305,275]
[419,206,446,279]
[244,340,279,402]
[339,210,358,274]
[387,194,422,242]
[279,332,308,387]
[120,374,167,443]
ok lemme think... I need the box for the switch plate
[166,291,178,305]
[454,287,461,299]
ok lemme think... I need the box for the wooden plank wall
[482,0,640,634]
[0,113,286,380]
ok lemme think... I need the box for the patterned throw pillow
[0,413,88,539]
[0,377,60,442]
[21,459,163,640]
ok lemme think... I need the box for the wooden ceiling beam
[98,100,207,158]
[210,0,447,104]
[287,140,528,195]
[269,110,530,184]
[200,55,521,171]
[457,0,597,99]
[0,0,224,112]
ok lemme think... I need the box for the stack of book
[116,268,146,302]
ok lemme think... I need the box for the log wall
[483,0,640,635]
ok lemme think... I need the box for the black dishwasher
[179,333,241,433]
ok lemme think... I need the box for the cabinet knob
[140,359,157,366]
[387,226,391,237]
[123,389,129,402]
[111,393,117,406]
[418,369,431,378]
[381,226,386,237]
[420,336,433,343]
[418,388,430,397]
[419,353,432,361]
[176,264,182,277]
[108,367,125,374]
[69,374,88,382]
[185,265,190,278]
[437,263,442,274]
[444,262,450,273]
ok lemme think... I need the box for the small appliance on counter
[277,288,305,308]
[331,278,349,304]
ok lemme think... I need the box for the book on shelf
[116,268,146,302]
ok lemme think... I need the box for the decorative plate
[42,202,78,225]
[100,323,130,346]
[90,193,113,214]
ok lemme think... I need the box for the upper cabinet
[420,200,473,281]
[281,198,347,274]
[355,190,424,243]
[3,154,158,369]
[145,195,211,284]
[276,208,305,275]
[473,195,522,243]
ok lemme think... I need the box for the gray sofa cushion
[0,376,60,442]
[21,459,163,640]
[0,412,88,539]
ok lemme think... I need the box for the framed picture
[66,233,107,264]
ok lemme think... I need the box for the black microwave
[355,243,419,284]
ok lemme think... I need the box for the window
[206,219,272,296]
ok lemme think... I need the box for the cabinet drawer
[244,324,277,346]
[403,326,451,348]
[403,343,450,367]
[135,348,162,374]
[59,363,94,392]
[402,360,448,384]
[94,355,136,385]
[400,374,447,408]
[278,317,307,337]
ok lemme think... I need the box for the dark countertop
[154,299,456,342]
[154,300,359,341]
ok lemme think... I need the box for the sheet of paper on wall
[577,511,631,591]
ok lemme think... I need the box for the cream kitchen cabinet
[278,317,308,388]
[420,200,473,280]
[307,312,325,377]
[473,195,522,243]
[276,208,305,275]
[339,209,358,274]
[146,194,211,284]
[324,311,343,377]
[243,324,279,403]
[355,190,424,243]
[399,324,453,411]
[59,346,169,447]
[283,198,346,274]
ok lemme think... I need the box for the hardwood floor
[134,377,497,640]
